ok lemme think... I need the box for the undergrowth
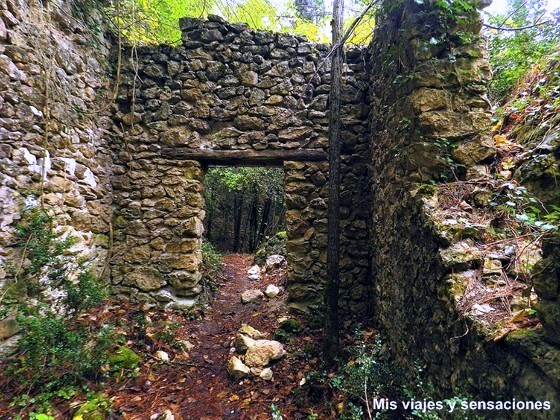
[200,240,223,296]
[328,335,477,420]
[0,207,117,416]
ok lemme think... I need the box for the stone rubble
[247,265,262,281]
[264,284,280,298]
[241,289,264,304]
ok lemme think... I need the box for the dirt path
[111,254,328,419]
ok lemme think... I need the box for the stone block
[125,267,166,292]
[167,270,202,290]
[0,317,20,339]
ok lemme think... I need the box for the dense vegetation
[485,0,560,103]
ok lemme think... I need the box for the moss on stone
[108,346,141,370]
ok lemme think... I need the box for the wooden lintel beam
[160,148,327,166]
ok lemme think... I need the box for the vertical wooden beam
[323,0,344,365]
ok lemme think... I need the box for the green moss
[447,273,469,299]
[506,327,540,341]
[108,346,141,370]
[279,318,303,333]
[73,395,111,420]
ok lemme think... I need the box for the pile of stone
[227,323,285,380]
[241,284,280,303]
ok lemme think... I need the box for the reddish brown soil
[0,254,333,418]
[111,254,331,419]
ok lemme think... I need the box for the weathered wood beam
[160,148,327,166]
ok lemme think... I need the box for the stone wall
[112,16,371,311]
[0,0,114,293]
[367,0,560,414]
[2,0,560,411]
[507,57,560,348]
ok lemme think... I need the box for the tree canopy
[484,0,560,102]
[104,0,376,44]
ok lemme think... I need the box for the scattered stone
[241,289,264,304]
[0,317,20,340]
[177,340,195,352]
[247,265,262,281]
[471,303,495,315]
[466,165,490,180]
[150,409,175,420]
[233,333,255,353]
[228,356,250,379]
[259,367,273,381]
[265,284,280,298]
[439,240,482,268]
[155,350,170,362]
[244,339,286,368]
[482,258,502,276]
[264,254,286,272]
[239,323,265,339]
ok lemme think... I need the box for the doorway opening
[203,166,286,255]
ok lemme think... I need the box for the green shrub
[2,207,114,412]
[486,0,560,103]
[201,241,223,278]
[200,241,223,295]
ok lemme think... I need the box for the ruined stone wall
[506,57,560,347]
[367,0,560,413]
[112,16,371,311]
[0,0,114,293]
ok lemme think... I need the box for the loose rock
[241,289,264,303]
[239,323,265,339]
[247,265,262,281]
[228,356,250,379]
[264,254,286,272]
[265,284,280,298]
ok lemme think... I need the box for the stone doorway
[112,151,329,313]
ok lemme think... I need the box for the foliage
[488,182,558,235]
[200,241,223,294]
[72,393,113,419]
[204,167,285,253]
[3,207,114,413]
[331,335,477,419]
[271,403,284,420]
[103,0,382,45]
[201,241,223,278]
[485,0,560,103]
[253,230,287,266]
[104,0,328,44]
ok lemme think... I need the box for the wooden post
[323,0,344,365]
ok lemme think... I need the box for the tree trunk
[323,0,344,366]
[233,195,243,252]
[256,197,272,249]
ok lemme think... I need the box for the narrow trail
[111,254,328,419]
[172,254,288,419]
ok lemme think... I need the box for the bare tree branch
[297,0,379,107]
[483,20,550,31]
